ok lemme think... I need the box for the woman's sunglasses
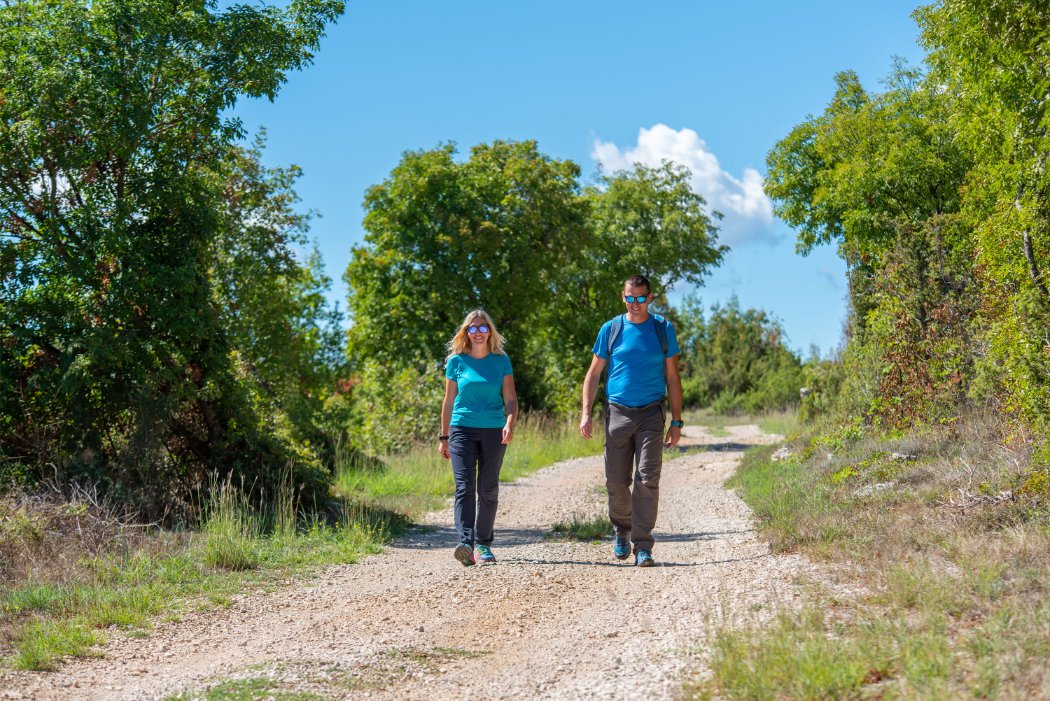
[467,324,490,334]
[624,294,649,304]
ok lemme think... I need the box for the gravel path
[3,424,822,700]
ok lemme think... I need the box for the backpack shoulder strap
[601,315,624,403]
[606,314,624,358]
[652,315,669,356]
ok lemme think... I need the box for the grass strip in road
[687,415,1050,700]
[546,514,614,542]
[164,676,326,701]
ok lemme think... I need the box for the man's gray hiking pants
[604,401,664,552]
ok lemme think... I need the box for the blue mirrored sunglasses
[624,294,649,304]
[467,324,490,334]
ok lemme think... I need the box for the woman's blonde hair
[446,308,506,361]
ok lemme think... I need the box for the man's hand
[579,415,593,439]
[663,424,681,449]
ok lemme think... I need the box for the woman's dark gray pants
[604,401,665,552]
[449,425,506,547]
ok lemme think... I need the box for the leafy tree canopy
[0,0,344,514]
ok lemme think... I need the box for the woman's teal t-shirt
[446,352,513,429]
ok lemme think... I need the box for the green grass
[10,620,103,671]
[754,409,800,438]
[546,514,614,541]
[689,417,1050,700]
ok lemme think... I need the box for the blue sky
[232,1,927,356]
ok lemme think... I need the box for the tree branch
[1022,229,1048,297]
[1015,160,1049,298]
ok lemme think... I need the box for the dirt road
[4,424,822,700]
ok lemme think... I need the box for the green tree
[209,134,346,464]
[918,0,1050,433]
[765,64,977,426]
[0,0,343,513]
[345,140,587,368]
[678,295,803,413]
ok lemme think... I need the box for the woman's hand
[439,439,450,460]
[502,424,514,445]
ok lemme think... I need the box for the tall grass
[202,478,261,571]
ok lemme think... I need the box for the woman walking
[439,309,518,566]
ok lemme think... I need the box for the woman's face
[466,317,491,346]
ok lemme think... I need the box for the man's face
[622,284,651,314]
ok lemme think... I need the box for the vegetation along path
[5,425,824,700]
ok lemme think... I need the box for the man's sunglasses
[624,294,650,304]
[467,324,490,334]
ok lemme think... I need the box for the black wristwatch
[438,435,450,441]
[670,419,684,428]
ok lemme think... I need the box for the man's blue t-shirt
[446,352,514,428]
[592,314,680,407]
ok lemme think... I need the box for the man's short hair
[624,274,651,292]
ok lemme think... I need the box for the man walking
[580,274,683,567]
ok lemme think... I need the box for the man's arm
[664,355,682,448]
[579,354,607,439]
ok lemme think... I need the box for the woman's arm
[439,378,457,459]
[501,374,518,445]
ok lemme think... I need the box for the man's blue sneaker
[454,542,475,567]
[635,549,655,567]
[474,544,496,564]
[613,534,631,560]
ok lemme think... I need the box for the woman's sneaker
[474,544,496,564]
[454,542,475,566]
[635,549,655,567]
[613,534,631,560]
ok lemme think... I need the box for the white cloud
[590,124,777,246]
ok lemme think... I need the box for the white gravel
[1,424,825,701]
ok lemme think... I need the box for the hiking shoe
[454,542,475,567]
[474,544,496,564]
[635,549,655,567]
[613,534,631,560]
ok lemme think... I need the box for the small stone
[854,481,895,497]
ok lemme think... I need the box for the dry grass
[0,485,163,588]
